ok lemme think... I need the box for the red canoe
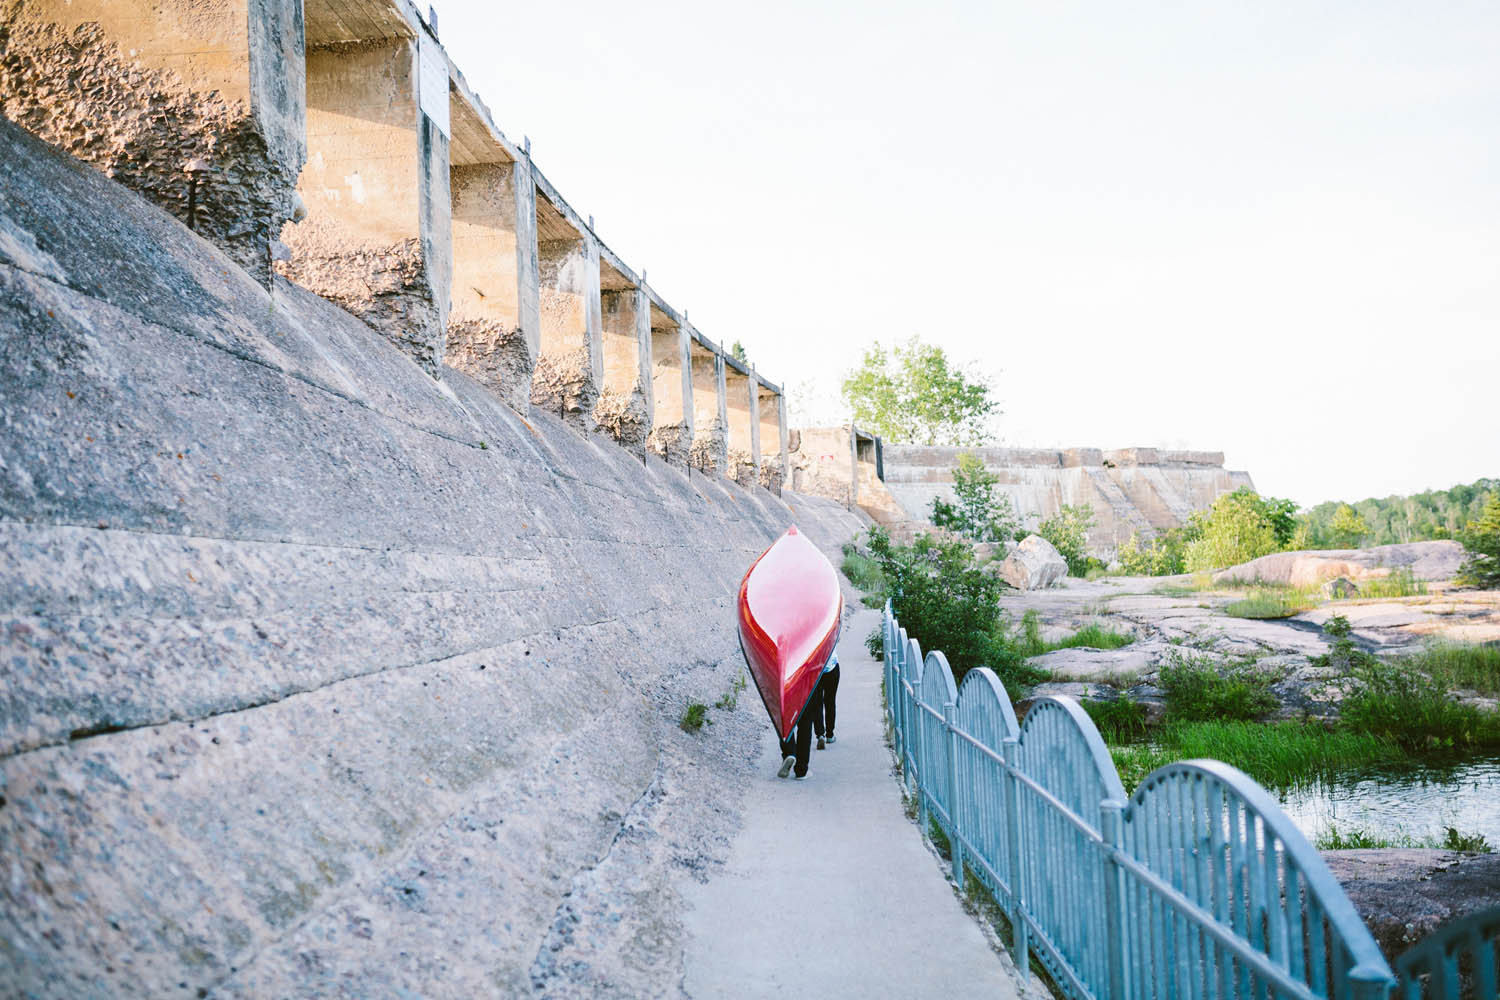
[737,526,843,741]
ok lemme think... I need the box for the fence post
[1348,969,1395,1000]
[1002,734,1028,983]
[1101,800,1129,1000]
[944,700,964,890]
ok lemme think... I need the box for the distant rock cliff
[881,445,1255,555]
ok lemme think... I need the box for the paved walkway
[680,607,1024,999]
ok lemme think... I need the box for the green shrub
[1183,488,1290,572]
[868,526,1041,694]
[1443,827,1494,853]
[1458,495,1500,588]
[1117,529,1190,576]
[1037,504,1096,577]
[865,626,884,660]
[840,543,887,595]
[1159,653,1278,722]
[1084,698,1150,743]
[1339,656,1500,749]
[680,702,710,732]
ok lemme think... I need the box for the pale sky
[437,1,1498,508]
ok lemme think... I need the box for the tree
[929,452,1019,542]
[730,340,748,364]
[840,337,998,446]
[1457,495,1500,588]
[1328,504,1370,549]
[1183,488,1282,571]
[1037,504,1095,576]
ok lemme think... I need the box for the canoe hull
[737,526,843,742]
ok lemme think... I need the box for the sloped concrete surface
[681,608,1024,999]
[0,119,865,997]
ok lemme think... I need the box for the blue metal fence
[1394,905,1500,1000]
[882,601,1399,1000]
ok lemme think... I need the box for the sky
[436,1,1498,508]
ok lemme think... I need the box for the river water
[1274,753,1500,848]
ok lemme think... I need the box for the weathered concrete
[646,295,693,466]
[0,0,307,284]
[882,444,1255,555]
[680,607,1025,999]
[725,363,757,487]
[756,383,786,494]
[530,186,602,428]
[445,157,539,411]
[594,256,652,448]
[278,31,453,376]
[0,119,865,998]
[687,334,727,476]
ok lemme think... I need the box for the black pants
[779,679,823,777]
[812,664,839,740]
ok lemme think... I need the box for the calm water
[1275,754,1500,848]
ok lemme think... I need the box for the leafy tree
[1037,504,1095,576]
[1117,528,1190,576]
[1327,504,1370,549]
[841,337,998,446]
[1261,496,1300,549]
[928,452,1019,542]
[868,526,1040,694]
[1297,479,1497,548]
[1183,488,1282,572]
[1457,495,1500,588]
[730,340,748,363]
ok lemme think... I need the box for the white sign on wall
[418,31,450,139]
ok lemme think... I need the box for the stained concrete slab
[680,607,1024,1000]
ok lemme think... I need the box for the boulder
[1214,540,1466,587]
[999,534,1069,590]
[1321,576,1359,599]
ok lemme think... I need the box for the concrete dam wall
[882,445,1255,554]
[0,116,864,998]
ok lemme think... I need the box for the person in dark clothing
[813,651,840,749]
[777,675,824,779]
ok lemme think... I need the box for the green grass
[1340,657,1500,750]
[1014,609,1133,657]
[840,544,886,594]
[1317,824,1494,853]
[1084,698,1150,743]
[1111,721,1403,794]
[1405,641,1500,697]
[1159,653,1279,722]
[1223,586,1318,619]
[1354,568,1428,599]
[679,702,710,732]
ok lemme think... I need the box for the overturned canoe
[737,526,843,741]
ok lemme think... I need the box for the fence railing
[883,601,1398,1000]
[1394,905,1500,1000]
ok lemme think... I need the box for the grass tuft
[1316,824,1494,853]
[1355,568,1428,599]
[1224,586,1318,619]
[1014,610,1133,658]
[679,702,710,732]
[840,544,886,594]
[1159,653,1278,722]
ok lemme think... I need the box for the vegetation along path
[680,606,1025,999]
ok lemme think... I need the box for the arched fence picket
[881,603,1399,1000]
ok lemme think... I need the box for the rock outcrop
[0,119,864,998]
[1214,540,1467,587]
[998,534,1068,590]
[1324,850,1500,965]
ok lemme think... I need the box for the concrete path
[680,607,1024,999]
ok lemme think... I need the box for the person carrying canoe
[813,650,840,750]
[736,526,843,781]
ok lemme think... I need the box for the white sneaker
[777,756,795,778]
